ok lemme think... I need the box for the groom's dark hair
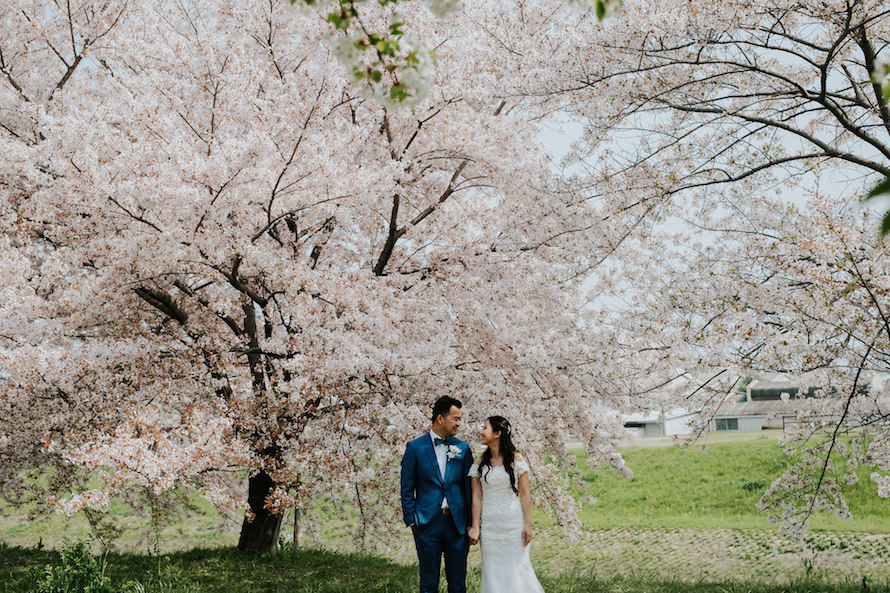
[431,396,462,423]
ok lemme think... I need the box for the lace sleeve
[514,458,530,477]
[468,463,480,479]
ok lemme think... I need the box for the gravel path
[531,526,890,582]
[376,525,890,583]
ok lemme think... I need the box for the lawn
[8,432,890,554]
[571,433,890,532]
[5,433,890,586]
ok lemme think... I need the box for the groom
[400,396,475,593]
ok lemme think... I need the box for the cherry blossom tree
[521,0,890,534]
[0,0,632,553]
[12,0,889,551]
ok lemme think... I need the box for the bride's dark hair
[479,416,519,495]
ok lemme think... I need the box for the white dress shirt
[429,430,449,509]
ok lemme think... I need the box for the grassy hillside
[4,434,890,559]
[571,434,890,532]
[5,436,890,585]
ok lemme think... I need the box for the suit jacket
[400,433,473,534]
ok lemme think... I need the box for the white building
[623,407,697,438]
[709,373,890,432]
[621,373,890,437]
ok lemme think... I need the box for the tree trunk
[292,506,300,554]
[237,470,283,553]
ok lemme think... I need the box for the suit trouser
[411,509,468,593]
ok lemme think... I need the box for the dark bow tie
[434,437,454,447]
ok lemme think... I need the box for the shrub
[25,541,115,593]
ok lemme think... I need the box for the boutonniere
[446,444,462,460]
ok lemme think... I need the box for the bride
[468,416,545,593]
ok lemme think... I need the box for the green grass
[0,544,415,593]
[6,434,890,589]
[4,435,890,589]
[571,434,890,532]
[6,434,890,558]
[0,485,238,552]
[1,544,888,593]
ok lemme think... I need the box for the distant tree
[529,0,890,535]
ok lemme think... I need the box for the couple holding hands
[400,396,545,593]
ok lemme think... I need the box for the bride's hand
[521,525,532,546]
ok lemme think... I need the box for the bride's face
[480,420,500,447]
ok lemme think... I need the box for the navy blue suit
[401,434,473,593]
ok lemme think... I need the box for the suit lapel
[443,448,452,484]
[422,435,444,485]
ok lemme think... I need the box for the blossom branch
[802,340,874,523]
[0,45,29,102]
[133,286,188,326]
[107,196,163,233]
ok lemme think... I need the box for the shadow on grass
[2,543,888,593]
[1,544,417,593]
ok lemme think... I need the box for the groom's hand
[467,525,480,545]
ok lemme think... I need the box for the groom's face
[438,405,462,437]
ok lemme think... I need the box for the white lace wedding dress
[470,459,545,593]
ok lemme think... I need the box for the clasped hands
[467,525,480,545]
[466,524,532,546]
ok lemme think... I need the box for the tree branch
[133,286,188,325]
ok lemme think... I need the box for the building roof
[623,408,695,423]
[714,399,801,418]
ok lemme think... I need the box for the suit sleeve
[400,441,417,526]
